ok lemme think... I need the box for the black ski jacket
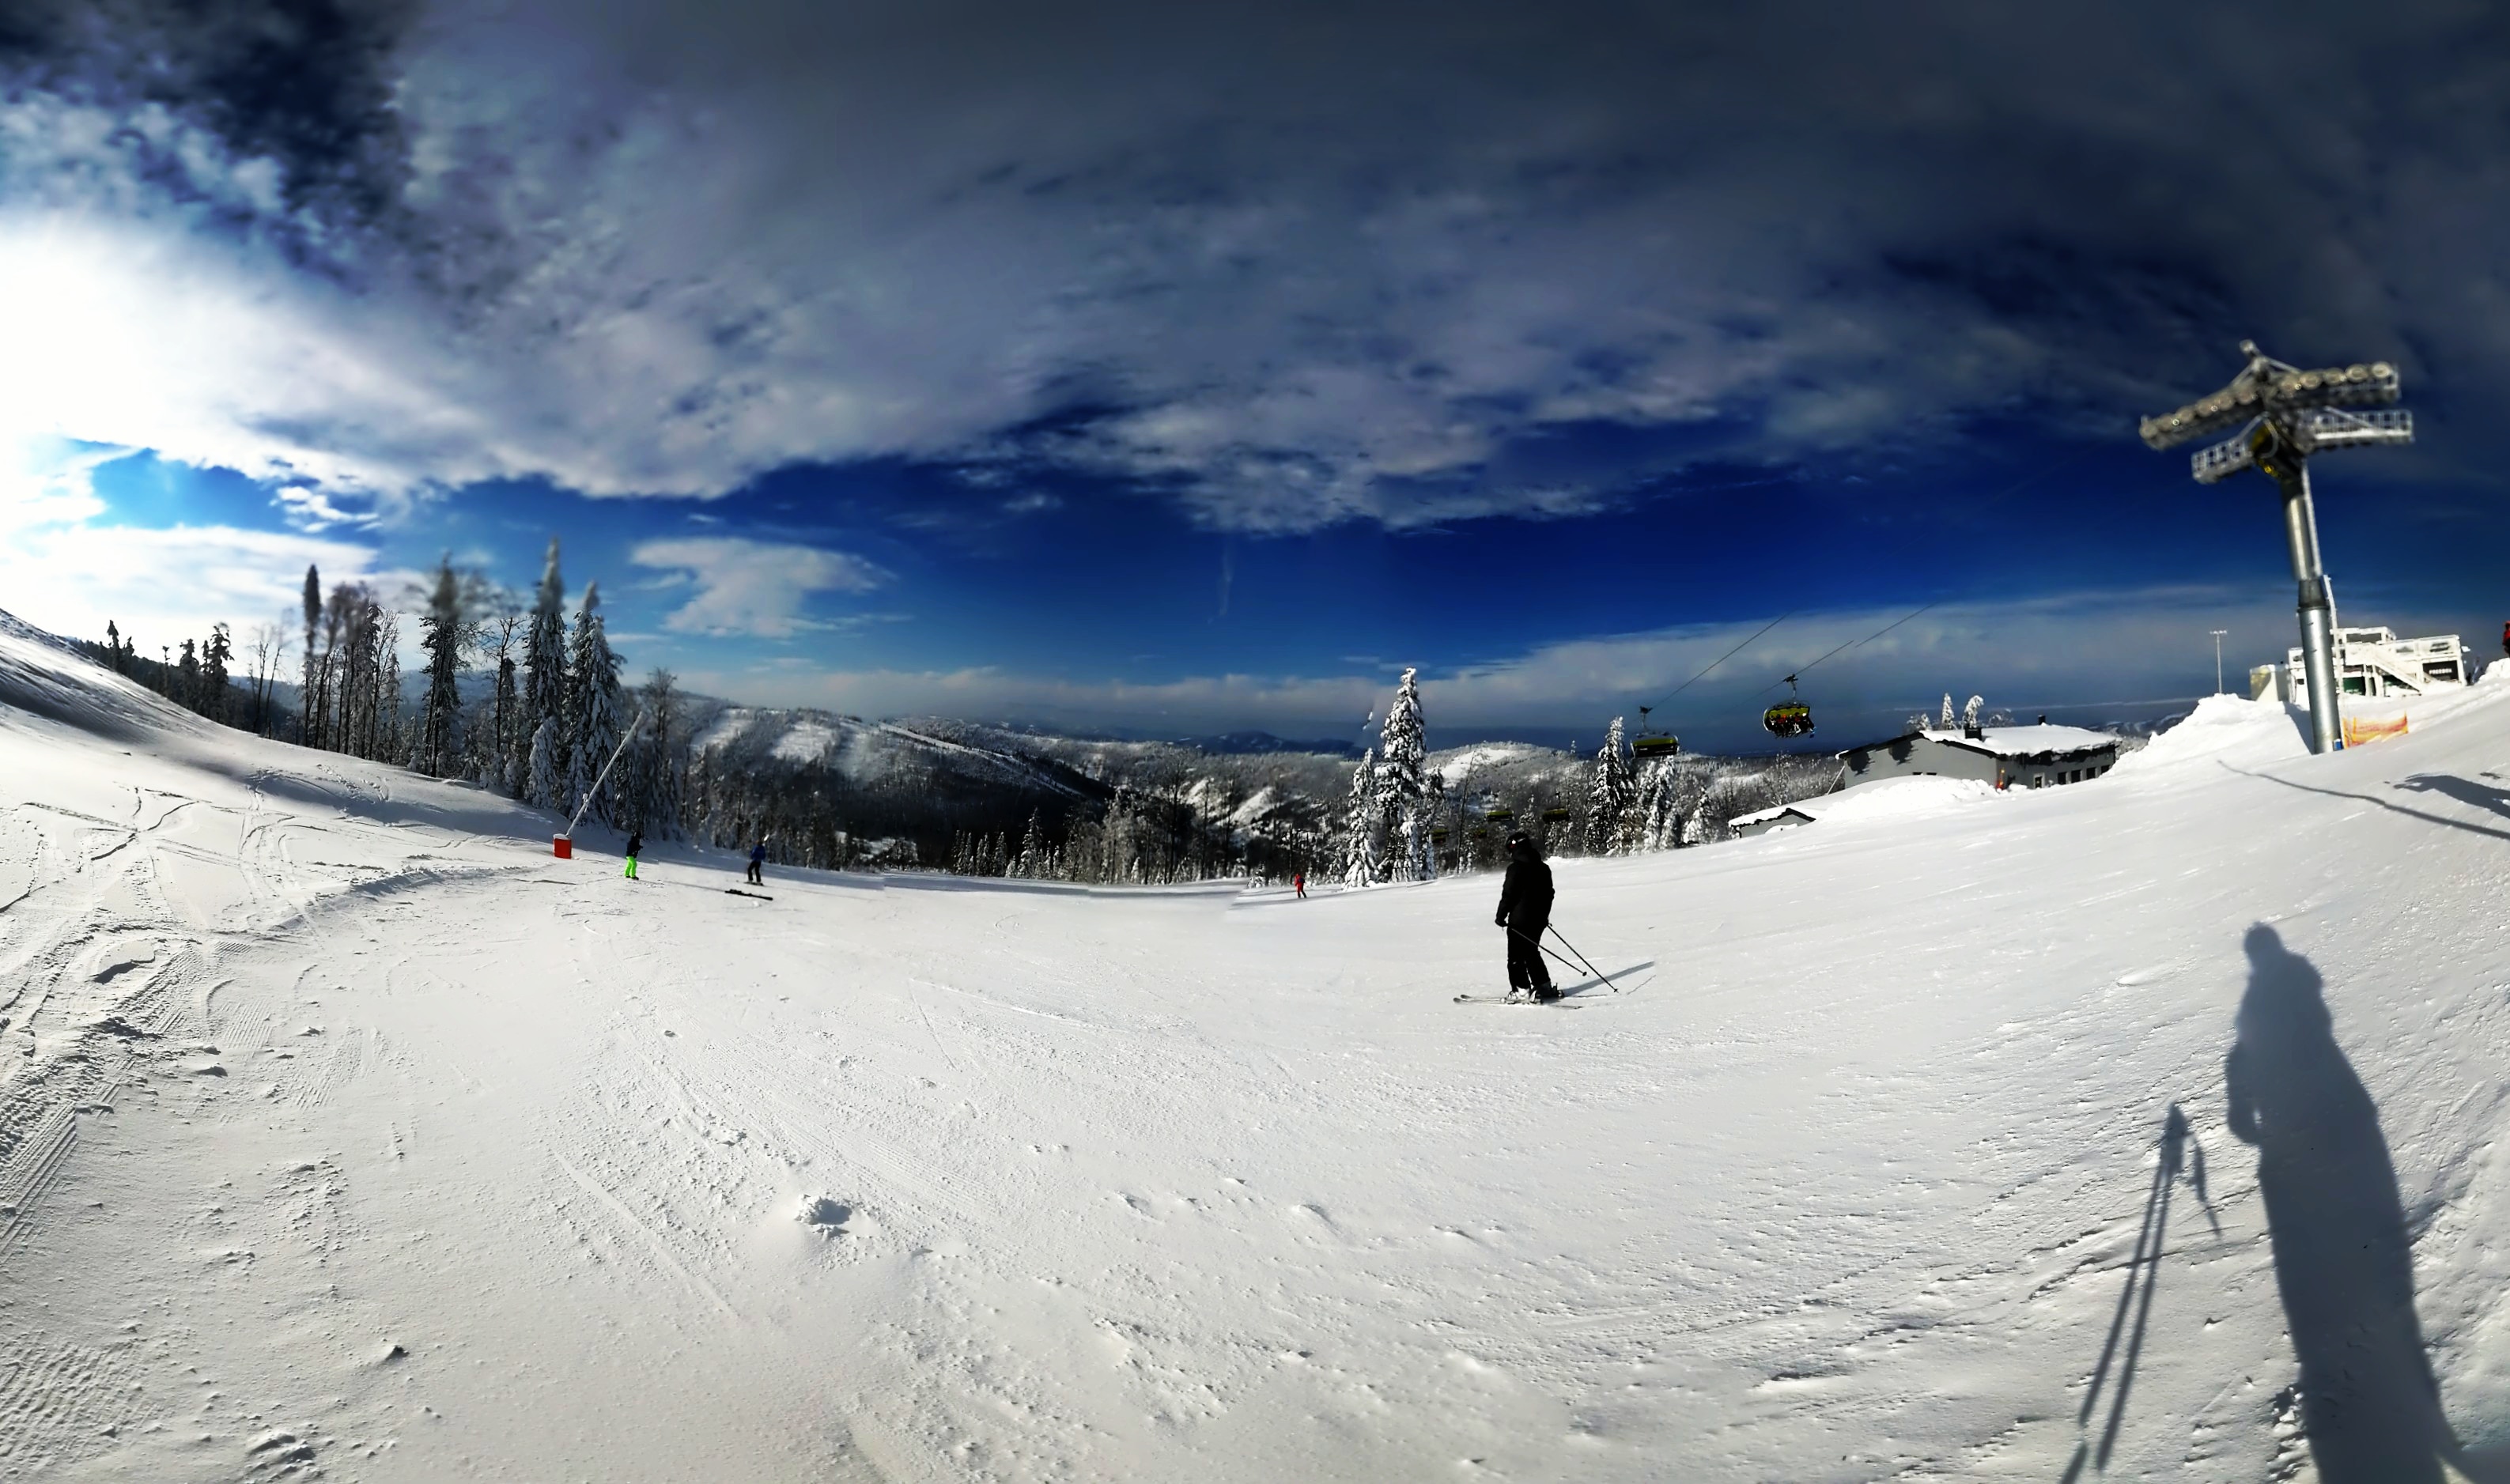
[1496,855,1554,929]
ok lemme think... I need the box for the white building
[2249,626,2469,708]
[1835,723,2120,792]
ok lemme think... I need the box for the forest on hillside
[78,549,1975,886]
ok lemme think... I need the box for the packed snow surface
[4,621,2510,1482]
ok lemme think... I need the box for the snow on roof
[1847,723,2119,760]
[1946,723,2119,757]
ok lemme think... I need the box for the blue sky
[0,2,2504,751]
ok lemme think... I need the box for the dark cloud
[0,0,416,252]
[3,0,2507,524]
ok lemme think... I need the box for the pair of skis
[1455,923,1620,1006]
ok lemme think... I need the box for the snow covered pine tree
[520,539,570,806]
[1586,717,1637,855]
[416,557,467,779]
[1375,667,1435,882]
[564,583,626,827]
[1340,748,1381,888]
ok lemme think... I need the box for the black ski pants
[1506,921,1552,992]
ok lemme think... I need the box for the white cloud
[630,537,890,638]
[665,583,2405,745]
[0,438,381,652]
[0,6,2492,532]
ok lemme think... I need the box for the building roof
[1840,723,2119,761]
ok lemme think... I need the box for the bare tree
[246,621,290,737]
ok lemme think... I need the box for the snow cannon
[553,708,648,864]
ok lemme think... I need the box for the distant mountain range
[1170,730,1365,758]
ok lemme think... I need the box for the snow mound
[2107,693,2308,779]
[1729,775,1994,835]
[1799,773,1995,823]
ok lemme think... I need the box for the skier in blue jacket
[747,839,767,886]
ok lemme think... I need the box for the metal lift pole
[2278,465,2342,754]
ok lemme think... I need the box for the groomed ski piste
[2,609,2508,1482]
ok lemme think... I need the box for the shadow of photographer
[2228,923,2472,1482]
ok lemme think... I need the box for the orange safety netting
[2342,715,2409,746]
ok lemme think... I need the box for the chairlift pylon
[1763,674,1815,739]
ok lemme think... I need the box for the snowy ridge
[0,606,210,743]
[2,614,2509,1478]
[696,704,1098,799]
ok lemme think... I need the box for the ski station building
[2248,625,2470,709]
[1834,722,2121,794]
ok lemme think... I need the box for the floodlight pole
[2209,629,2227,694]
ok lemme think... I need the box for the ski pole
[1545,924,1623,993]
[1506,926,1588,985]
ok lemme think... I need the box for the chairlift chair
[1631,704,1681,759]
[1763,674,1816,740]
[1540,806,1573,823]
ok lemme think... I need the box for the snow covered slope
[4,619,2508,1482]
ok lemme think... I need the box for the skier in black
[623,830,643,881]
[1495,832,1557,1001]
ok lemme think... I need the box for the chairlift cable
[1642,610,1796,713]
[1752,600,1941,696]
[1638,448,2096,722]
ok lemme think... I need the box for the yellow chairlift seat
[1762,674,1815,739]
[1763,701,1814,738]
[1631,706,1680,758]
